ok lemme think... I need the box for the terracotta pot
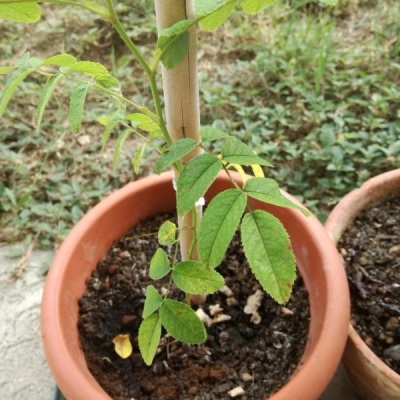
[325,169,400,400]
[41,172,350,400]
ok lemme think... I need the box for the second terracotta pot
[41,171,350,399]
[325,169,400,400]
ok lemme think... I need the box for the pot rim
[325,168,400,386]
[41,171,350,400]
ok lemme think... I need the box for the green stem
[188,207,198,260]
[104,0,172,146]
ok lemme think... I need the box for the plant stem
[104,0,172,146]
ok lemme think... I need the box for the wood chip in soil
[338,196,400,374]
[78,213,310,400]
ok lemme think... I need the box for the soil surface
[338,196,400,374]
[78,213,310,400]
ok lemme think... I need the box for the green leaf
[241,0,277,14]
[133,144,146,174]
[0,3,41,23]
[0,66,16,75]
[177,154,222,215]
[195,0,226,15]
[36,74,64,131]
[125,113,159,132]
[241,210,296,304]
[143,285,163,318]
[0,66,36,118]
[199,189,247,267]
[67,61,109,77]
[244,178,309,216]
[160,32,190,69]
[101,113,123,150]
[156,138,198,174]
[160,299,206,344]
[157,20,193,69]
[139,313,162,366]
[158,221,177,246]
[149,248,171,280]
[200,126,232,142]
[200,2,236,31]
[172,261,224,294]
[113,129,135,170]
[93,74,119,89]
[41,54,77,67]
[221,139,273,167]
[318,0,338,5]
[68,82,89,133]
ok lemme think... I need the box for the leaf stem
[104,0,172,146]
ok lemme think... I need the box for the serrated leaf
[133,144,146,174]
[244,178,309,216]
[241,210,296,304]
[143,285,163,318]
[200,3,236,31]
[36,74,64,131]
[172,261,224,294]
[41,54,77,67]
[158,20,193,69]
[67,61,109,77]
[0,66,16,75]
[139,313,162,366]
[156,138,198,174]
[195,0,226,15]
[158,221,177,246]
[113,129,135,170]
[221,140,273,167]
[160,299,206,344]
[149,248,171,280]
[0,3,41,23]
[113,334,132,359]
[68,82,89,133]
[200,126,232,142]
[125,113,159,132]
[241,0,277,14]
[199,189,247,267]
[93,74,119,89]
[177,154,222,215]
[0,66,36,117]
[161,31,190,69]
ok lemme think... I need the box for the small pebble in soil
[384,345,400,361]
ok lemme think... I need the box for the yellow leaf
[113,334,133,359]
[229,163,247,183]
[251,164,265,178]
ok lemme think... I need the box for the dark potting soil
[338,196,400,374]
[78,213,310,400]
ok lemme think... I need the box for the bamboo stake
[154,0,205,304]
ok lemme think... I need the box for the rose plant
[0,0,336,367]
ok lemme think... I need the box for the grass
[0,0,399,248]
